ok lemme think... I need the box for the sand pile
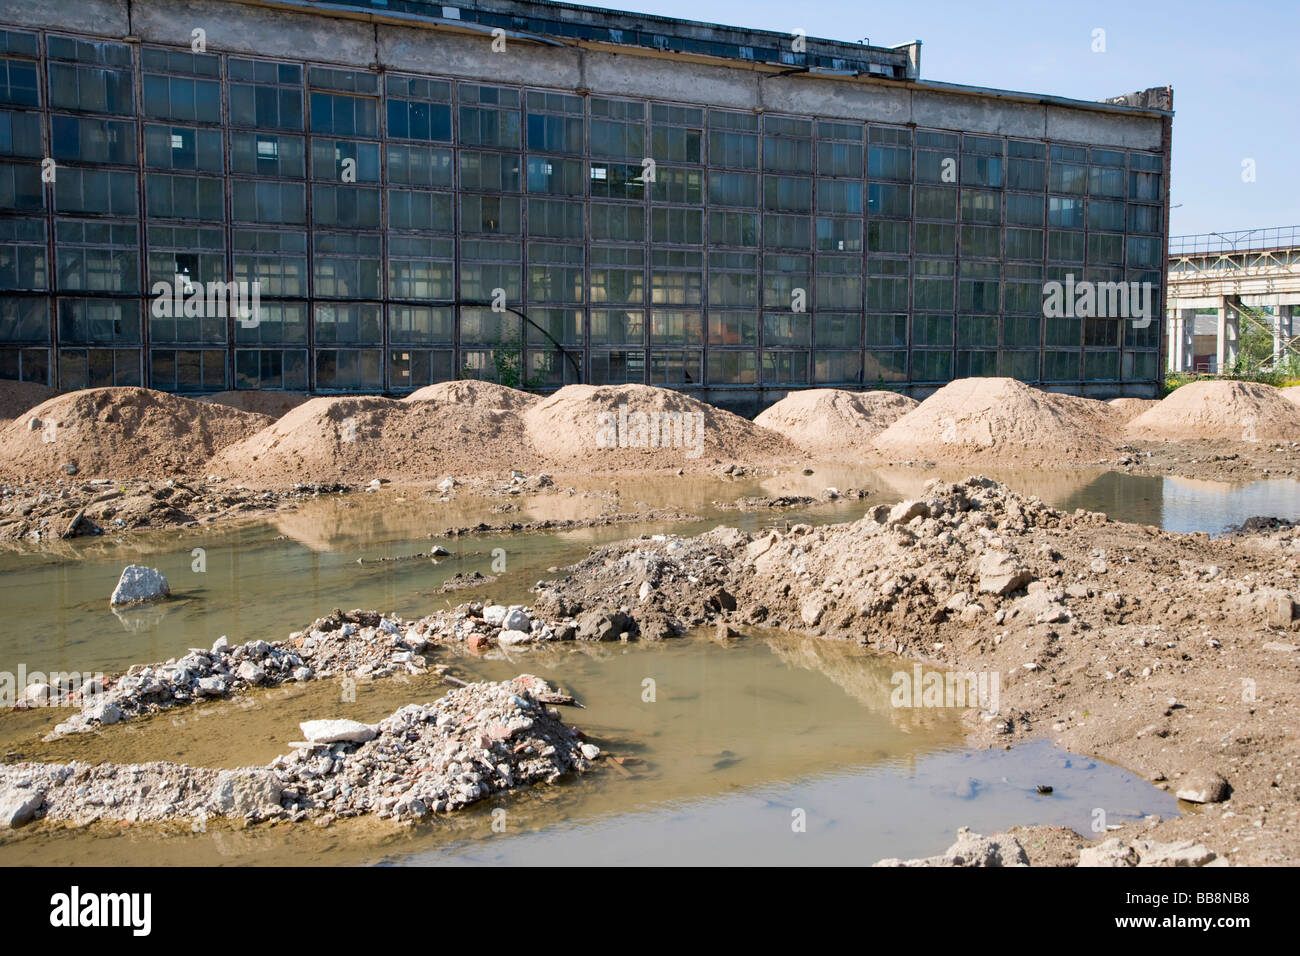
[872,377,1120,464]
[1107,397,1160,424]
[1127,381,1300,442]
[755,389,917,456]
[0,380,60,426]
[522,383,798,469]
[0,387,271,481]
[199,390,311,419]
[1281,387,1300,407]
[403,380,538,410]
[207,395,539,484]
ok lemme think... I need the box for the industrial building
[0,0,1173,406]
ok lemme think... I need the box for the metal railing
[1169,226,1300,257]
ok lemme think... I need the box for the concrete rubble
[874,827,1030,867]
[109,564,171,606]
[42,604,588,739]
[1,675,593,827]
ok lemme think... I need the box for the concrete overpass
[1166,226,1300,373]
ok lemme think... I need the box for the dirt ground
[530,477,1300,864]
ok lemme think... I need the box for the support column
[1216,296,1239,373]
[1171,308,1195,372]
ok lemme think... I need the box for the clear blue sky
[584,0,1298,238]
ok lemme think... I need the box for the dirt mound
[522,384,798,470]
[1127,381,1300,442]
[872,378,1119,464]
[0,387,271,481]
[755,389,917,456]
[199,390,312,419]
[1281,387,1300,407]
[0,380,60,426]
[403,380,538,410]
[208,395,539,484]
[1107,397,1160,424]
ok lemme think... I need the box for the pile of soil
[522,384,798,471]
[1278,386,1300,407]
[403,380,538,410]
[207,396,539,485]
[0,380,60,426]
[0,388,272,481]
[537,475,1300,864]
[1127,380,1300,441]
[754,389,918,457]
[1106,397,1160,424]
[199,390,311,419]
[872,378,1119,464]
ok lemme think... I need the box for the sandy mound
[755,389,917,456]
[0,380,60,426]
[1281,387,1300,407]
[207,395,539,484]
[522,384,798,469]
[403,380,538,410]
[1126,380,1300,442]
[199,390,312,419]
[1107,397,1160,424]
[873,378,1120,463]
[0,387,272,481]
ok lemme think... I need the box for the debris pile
[1127,380,1300,442]
[754,388,917,456]
[0,477,351,542]
[269,674,593,822]
[0,387,272,482]
[874,827,1030,867]
[0,676,592,827]
[872,377,1120,464]
[43,604,593,738]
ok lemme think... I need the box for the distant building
[0,0,1172,407]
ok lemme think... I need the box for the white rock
[21,682,52,704]
[498,629,533,646]
[86,701,123,725]
[196,676,226,696]
[292,666,313,682]
[299,719,377,744]
[502,606,530,631]
[210,769,282,817]
[483,605,509,626]
[211,635,229,654]
[580,744,601,760]
[109,565,171,606]
[235,662,266,684]
[0,787,43,827]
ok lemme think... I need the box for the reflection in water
[0,633,1174,866]
[412,740,1179,867]
[1,469,1297,682]
[0,465,1282,865]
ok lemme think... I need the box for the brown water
[3,465,1288,865]
[0,631,1178,866]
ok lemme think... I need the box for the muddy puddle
[1,465,1288,865]
[2,468,1297,680]
[0,631,1178,865]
